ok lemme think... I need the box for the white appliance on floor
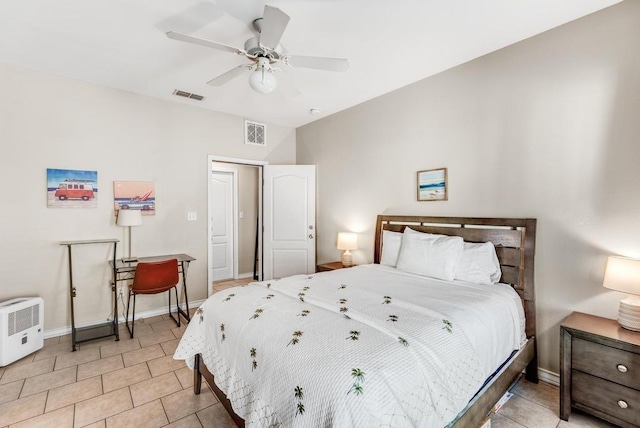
[0,297,44,367]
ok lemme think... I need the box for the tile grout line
[158,383,172,427]
[501,384,560,427]
[16,379,25,403]
[511,384,559,413]
[499,412,529,428]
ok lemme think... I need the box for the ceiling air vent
[172,89,205,101]
[245,120,266,146]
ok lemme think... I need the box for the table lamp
[602,255,640,331]
[116,209,142,262]
[337,232,357,267]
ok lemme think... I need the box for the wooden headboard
[374,215,537,340]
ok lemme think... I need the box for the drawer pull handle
[618,400,628,409]
[617,364,628,373]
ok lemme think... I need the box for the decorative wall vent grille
[172,89,205,101]
[245,120,266,146]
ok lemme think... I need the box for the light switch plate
[187,211,197,221]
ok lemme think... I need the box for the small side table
[560,311,640,427]
[316,261,351,272]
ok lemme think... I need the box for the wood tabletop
[562,311,640,347]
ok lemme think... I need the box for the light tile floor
[0,310,235,428]
[490,377,617,428]
[0,279,619,427]
[212,278,254,294]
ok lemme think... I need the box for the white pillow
[454,241,502,284]
[403,226,438,239]
[396,228,463,281]
[380,230,403,266]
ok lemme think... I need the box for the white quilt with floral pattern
[174,264,525,427]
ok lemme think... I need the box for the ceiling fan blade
[207,65,249,86]
[287,55,349,72]
[166,31,244,55]
[259,6,290,50]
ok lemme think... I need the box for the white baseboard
[237,272,255,280]
[44,299,207,339]
[538,368,559,386]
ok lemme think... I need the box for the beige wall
[0,64,296,333]
[297,1,640,376]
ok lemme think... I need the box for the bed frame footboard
[195,341,535,428]
[194,354,245,427]
[452,337,535,427]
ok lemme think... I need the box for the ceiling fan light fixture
[249,62,277,94]
[167,5,348,95]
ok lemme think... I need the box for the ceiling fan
[166,5,349,94]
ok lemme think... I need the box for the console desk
[109,253,195,324]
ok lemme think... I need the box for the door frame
[207,155,266,297]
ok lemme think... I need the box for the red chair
[125,259,180,338]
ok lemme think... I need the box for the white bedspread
[174,264,525,427]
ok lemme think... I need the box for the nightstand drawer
[573,370,640,425]
[573,338,640,390]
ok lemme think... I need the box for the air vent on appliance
[8,304,39,336]
[172,89,205,101]
[245,120,266,146]
[1,297,44,366]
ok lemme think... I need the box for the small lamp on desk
[603,255,640,331]
[337,232,357,267]
[116,209,142,262]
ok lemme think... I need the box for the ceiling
[0,0,621,128]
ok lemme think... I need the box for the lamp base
[341,250,354,268]
[618,296,640,332]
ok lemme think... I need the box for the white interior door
[263,165,316,280]
[211,170,235,282]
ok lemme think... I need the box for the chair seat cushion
[133,284,176,294]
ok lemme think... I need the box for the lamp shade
[337,233,358,251]
[603,256,640,296]
[116,209,142,227]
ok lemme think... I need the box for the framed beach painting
[417,168,448,201]
[113,181,155,215]
[47,168,98,208]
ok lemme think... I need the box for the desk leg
[177,261,191,322]
[67,245,77,352]
[112,241,120,341]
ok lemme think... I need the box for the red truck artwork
[54,180,95,201]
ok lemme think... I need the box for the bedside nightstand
[316,261,351,272]
[560,311,640,427]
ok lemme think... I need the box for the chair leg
[167,286,180,328]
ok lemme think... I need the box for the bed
[174,215,538,427]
